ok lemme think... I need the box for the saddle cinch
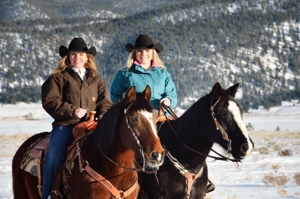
[20,111,98,197]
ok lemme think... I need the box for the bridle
[159,97,240,199]
[210,96,233,160]
[101,103,160,173]
[161,97,241,163]
[75,101,157,199]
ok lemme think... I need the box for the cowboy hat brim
[59,45,97,58]
[125,43,163,53]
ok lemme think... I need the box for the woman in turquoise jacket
[110,34,177,112]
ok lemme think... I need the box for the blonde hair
[125,49,166,69]
[54,53,98,77]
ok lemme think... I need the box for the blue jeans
[41,126,74,199]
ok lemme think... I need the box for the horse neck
[83,126,137,177]
[104,125,137,170]
[160,96,214,165]
[174,96,211,142]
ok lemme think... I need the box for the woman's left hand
[160,98,171,107]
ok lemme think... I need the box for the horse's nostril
[240,143,249,154]
[151,152,159,161]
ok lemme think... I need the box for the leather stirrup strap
[62,167,72,199]
[37,150,43,197]
[50,166,64,199]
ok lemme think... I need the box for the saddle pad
[20,135,50,177]
[28,136,50,158]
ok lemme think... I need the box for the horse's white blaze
[139,110,158,138]
[228,101,254,156]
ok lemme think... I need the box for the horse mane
[90,102,122,154]
[89,91,155,154]
[175,94,209,139]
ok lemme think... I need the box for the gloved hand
[160,97,171,107]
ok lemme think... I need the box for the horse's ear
[125,86,137,104]
[227,83,239,97]
[211,82,222,104]
[143,85,151,101]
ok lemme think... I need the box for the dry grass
[0,134,32,158]
[263,173,289,187]
[250,130,300,155]
[294,172,300,186]
[257,146,269,154]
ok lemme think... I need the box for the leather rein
[161,98,241,162]
[75,102,149,199]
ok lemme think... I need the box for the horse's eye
[131,117,138,122]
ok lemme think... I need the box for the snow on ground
[0,102,300,198]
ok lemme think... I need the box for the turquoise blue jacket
[110,64,177,111]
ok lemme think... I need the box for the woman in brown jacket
[41,37,113,199]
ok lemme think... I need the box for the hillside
[0,0,299,111]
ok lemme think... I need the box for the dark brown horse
[12,85,165,199]
[138,82,254,199]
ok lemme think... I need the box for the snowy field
[0,102,300,198]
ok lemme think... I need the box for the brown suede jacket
[41,67,113,128]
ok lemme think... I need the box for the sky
[0,101,300,198]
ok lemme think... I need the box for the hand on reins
[75,108,87,119]
[160,97,171,107]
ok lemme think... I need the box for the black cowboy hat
[59,37,96,58]
[125,34,163,53]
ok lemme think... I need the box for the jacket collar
[133,60,159,71]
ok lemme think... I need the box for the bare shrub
[278,149,292,156]
[272,144,281,151]
[246,122,254,131]
[263,173,288,187]
[272,164,280,171]
[294,172,300,186]
[267,141,281,151]
[277,189,288,196]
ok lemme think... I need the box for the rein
[74,102,147,199]
[161,99,240,162]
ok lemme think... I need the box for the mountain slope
[0,0,299,111]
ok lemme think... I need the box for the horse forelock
[130,93,154,113]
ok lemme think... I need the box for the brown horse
[12,85,165,199]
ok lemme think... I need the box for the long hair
[125,49,166,69]
[54,53,98,77]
